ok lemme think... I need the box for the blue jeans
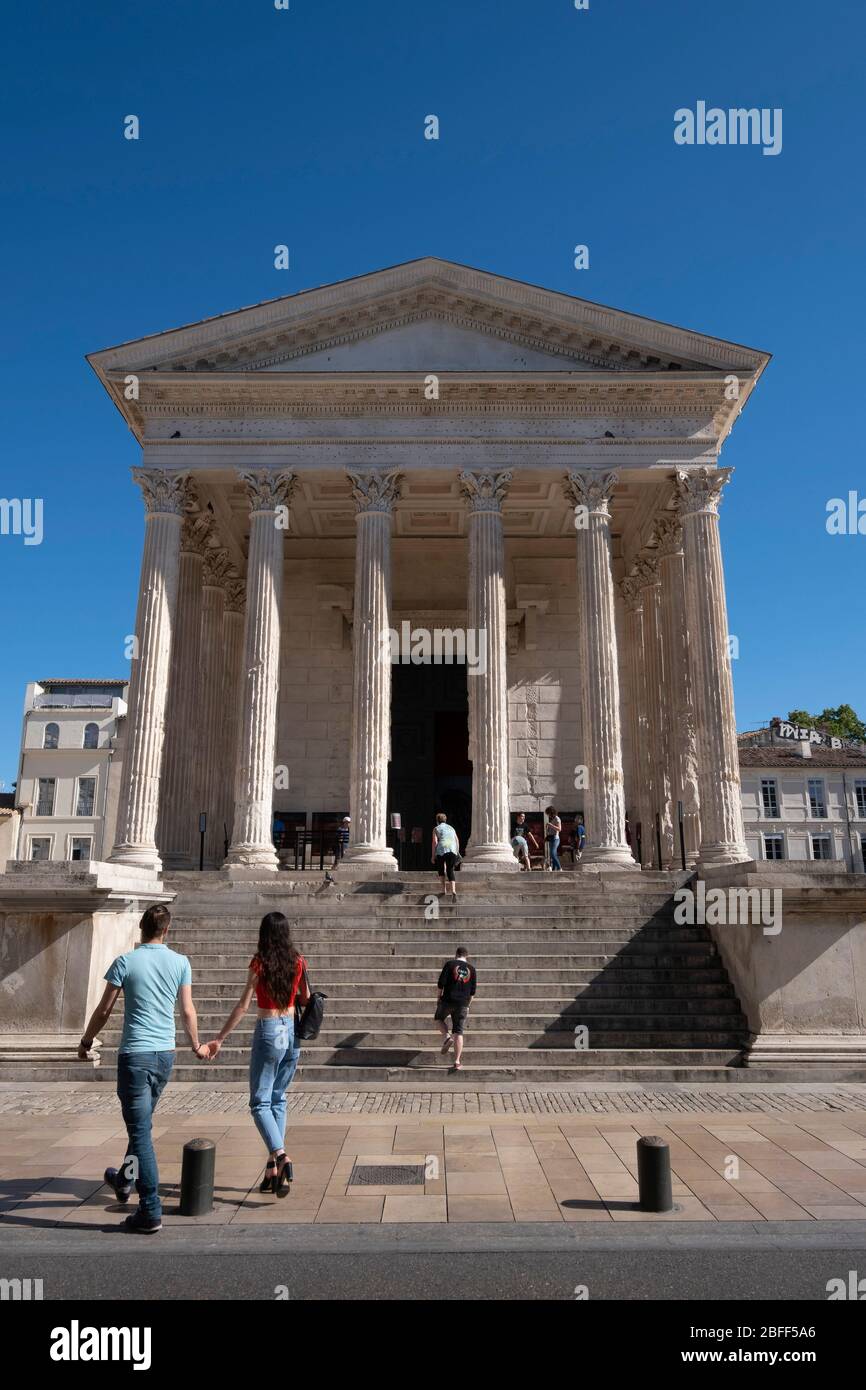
[249,1016,299,1154]
[548,834,562,871]
[116,1051,174,1220]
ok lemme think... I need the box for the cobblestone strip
[0,1087,864,1118]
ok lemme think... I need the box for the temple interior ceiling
[192,468,670,566]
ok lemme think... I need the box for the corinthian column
[343,469,402,870]
[225,471,295,873]
[634,555,674,868]
[655,513,701,864]
[459,470,516,870]
[216,577,245,864]
[675,467,749,865]
[159,507,210,868]
[563,470,635,869]
[109,468,188,872]
[198,544,231,867]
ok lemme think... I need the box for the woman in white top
[431,812,461,899]
[545,805,562,872]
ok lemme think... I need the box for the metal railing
[32,695,115,709]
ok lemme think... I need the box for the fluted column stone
[343,469,402,870]
[216,578,246,864]
[675,467,749,865]
[656,513,701,864]
[563,471,635,869]
[109,468,188,872]
[198,545,231,867]
[225,471,295,873]
[159,508,210,869]
[635,555,675,868]
[619,577,650,866]
[459,471,516,869]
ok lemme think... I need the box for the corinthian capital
[562,469,619,517]
[133,468,190,516]
[653,512,684,557]
[347,469,403,514]
[634,555,660,588]
[619,576,642,611]
[180,512,212,556]
[202,545,232,588]
[674,466,733,518]
[458,470,513,513]
[239,470,296,513]
[224,576,246,613]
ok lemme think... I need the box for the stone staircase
[90,870,750,1084]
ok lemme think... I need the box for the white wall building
[13,680,128,865]
[739,720,866,870]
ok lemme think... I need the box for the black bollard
[179,1138,215,1216]
[637,1135,673,1212]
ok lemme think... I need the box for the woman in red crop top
[203,911,309,1195]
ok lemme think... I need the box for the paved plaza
[3,1084,866,1229]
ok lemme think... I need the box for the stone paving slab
[2,1082,866,1117]
[2,1095,866,1227]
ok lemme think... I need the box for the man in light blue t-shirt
[79,903,210,1233]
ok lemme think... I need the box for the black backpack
[295,964,327,1041]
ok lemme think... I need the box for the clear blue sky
[1,0,864,787]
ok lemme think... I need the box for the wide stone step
[174,995,739,1017]
[179,950,718,973]
[189,956,719,981]
[175,937,697,954]
[173,922,700,945]
[101,1017,750,1045]
[15,1060,866,1083]
[182,972,733,999]
[171,909,682,926]
[165,997,745,1023]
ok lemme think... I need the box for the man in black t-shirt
[435,947,477,1072]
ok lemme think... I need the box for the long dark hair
[255,912,300,1010]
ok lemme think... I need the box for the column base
[698,842,752,868]
[462,843,520,872]
[161,852,195,872]
[222,845,279,877]
[580,846,639,871]
[108,844,163,875]
[341,845,399,872]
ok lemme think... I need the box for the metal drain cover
[349,1163,425,1187]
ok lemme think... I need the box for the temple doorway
[388,662,471,868]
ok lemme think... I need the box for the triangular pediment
[88,258,770,382]
[257,312,610,372]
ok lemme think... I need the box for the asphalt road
[2,1246,865,1301]
[2,1222,865,1301]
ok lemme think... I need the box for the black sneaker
[121,1210,162,1234]
[104,1166,133,1203]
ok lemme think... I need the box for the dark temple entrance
[388,663,471,869]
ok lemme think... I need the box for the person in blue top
[78,903,209,1234]
[431,811,461,900]
[576,815,587,862]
